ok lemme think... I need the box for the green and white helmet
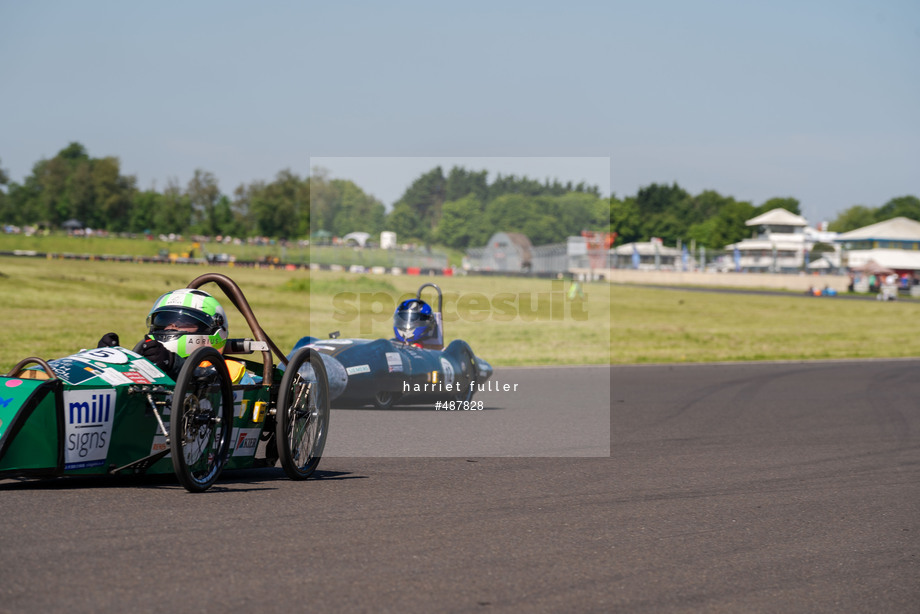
[146,289,228,357]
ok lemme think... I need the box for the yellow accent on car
[226,360,247,384]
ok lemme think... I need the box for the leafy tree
[156,179,193,234]
[387,201,426,242]
[444,167,489,202]
[485,194,536,234]
[35,157,71,224]
[244,169,310,239]
[875,195,920,222]
[130,190,162,233]
[240,181,273,237]
[68,161,95,226]
[677,190,734,226]
[828,205,876,233]
[187,169,222,235]
[352,165,607,248]
[481,194,563,245]
[436,194,486,248]
[521,210,560,245]
[36,142,92,226]
[610,196,641,244]
[2,181,31,225]
[230,183,258,236]
[92,157,135,231]
[2,142,136,231]
[224,187,253,238]
[489,173,546,198]
[58,142,89,163]
[0,158,8,223]
[645,212,684,245]
[211,196,237,237]
[826,196,920,233]
[552,191,609,235]
[329,179,385,237]
[307,167,336,235]
[634,182,691,245]
[708,200,757,247]
[392,166,446,239]
[635,183,690,216]
[686,217,719,248]
[686,199,756,248]
[680,191,746,248]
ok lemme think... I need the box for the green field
[1,255,918,373]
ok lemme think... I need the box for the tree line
[1,142,917,250]
[0,143,311,239]
[370,166,607,248]
[611,183,920,249]
[0,143,608,247]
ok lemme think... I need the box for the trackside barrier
[0,251,458,277]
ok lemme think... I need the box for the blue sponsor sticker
[48,358,100,385]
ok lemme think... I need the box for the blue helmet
[393,299,433,344]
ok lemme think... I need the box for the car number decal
[73,347,131,365]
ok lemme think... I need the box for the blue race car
[293,283,493,409]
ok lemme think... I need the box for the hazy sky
[1,0,917,223]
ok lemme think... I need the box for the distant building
[612,240,683,270]
[476,232,533,272]
[380,231,397,250]
[342,231,371,247]
[530,236,594,273]
[466,232,603,273]
[835,217,920,273]
[724,208,840,273]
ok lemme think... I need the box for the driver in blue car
[393,298,434,348]
[98,288,256,384]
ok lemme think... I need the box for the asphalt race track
[2,361,918,613]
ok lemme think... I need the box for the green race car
[0,273,329,493]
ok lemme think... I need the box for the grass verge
[1,255,918,372]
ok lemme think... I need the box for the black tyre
[276,348,329,480]
[453,383,475,404]
[169,347,234,493]
[372,390,401,410]
[449,342,476,403]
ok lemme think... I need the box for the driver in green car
[98,288,255,384]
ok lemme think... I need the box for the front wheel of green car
[276,348,330,480]
[169,347,234,493]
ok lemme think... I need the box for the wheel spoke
[288,380,314,467]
